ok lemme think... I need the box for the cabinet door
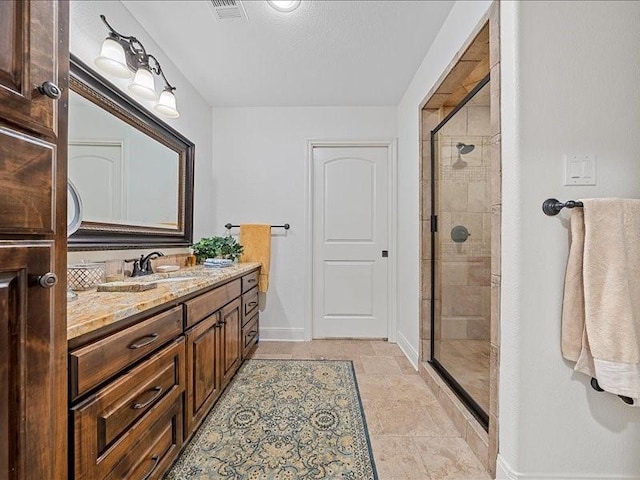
[185,312,221,438]
[220,298,241,389]
[0,0,63,138]
[0,244,62,480]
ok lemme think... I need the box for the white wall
[395,0,492,364]
[69,0,215,244]
[499,1,640,478]
[212,107,396,340]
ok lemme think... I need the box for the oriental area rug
[166,359,378,479]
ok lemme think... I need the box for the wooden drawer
[72,337,185,480]
[184,279,240,329]
[241,270,259,293]
[242,287,258,325]
[70,305,183,400]
[242,314,259,360]
[105,400,182,480]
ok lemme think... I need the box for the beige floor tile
[369,435,432,479]
[252,340,297,354]
[415,437,491,480]
[385,375,440,405]
[248,339,491,479]
[375,399,460,437]
[246,352,293,360]
[395,354,420,374]
[360,355,403,375]
[370,341,407,357]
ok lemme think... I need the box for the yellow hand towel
[239,224,271,293]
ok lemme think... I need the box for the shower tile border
[418,1,500,477]
[419,362,490,470]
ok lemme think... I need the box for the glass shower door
[430,78,491,427]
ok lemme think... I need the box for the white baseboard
[259,327,305,341]
[496,456,518,480]
[396,331,419,370]
[496,455,640,480]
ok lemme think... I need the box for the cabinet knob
[37,81,62,99]
[38,272,58,289]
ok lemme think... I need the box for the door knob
[37,272,58,289]
[37,81,62,99]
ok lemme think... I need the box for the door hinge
[430,215,438,233]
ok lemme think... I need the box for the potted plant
[191,236,244,264]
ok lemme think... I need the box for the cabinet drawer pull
[132,386,164,410]
[38,81,62,99]
[140,454,160,480]
[37,272,58,288]
[247,278,256,284]
[247,330,257,337]
[247,301,257,308]
[128,333,159,349]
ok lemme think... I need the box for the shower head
[456,142,475,155]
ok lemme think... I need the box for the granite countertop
[67,262,261,341]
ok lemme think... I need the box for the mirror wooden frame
[68,54,194,250]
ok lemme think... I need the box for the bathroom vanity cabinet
[68,267,260,480]
[0,2,69,479]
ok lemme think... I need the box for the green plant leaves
[191,236,244,263]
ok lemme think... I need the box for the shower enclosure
[430,75,491,427]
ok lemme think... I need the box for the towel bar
[225,223,290,230]
[542,198,584,216]
[590,377,635,405]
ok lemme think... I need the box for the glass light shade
[94,37,133,79]
[154,89,180,118]
[267,0,301,12]
[129,67,158,101]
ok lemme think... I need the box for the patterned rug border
[173,358,379,479]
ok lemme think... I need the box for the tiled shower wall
[436,105,491,343]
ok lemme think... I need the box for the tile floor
[438,339,490,413]
[247,340,492,480]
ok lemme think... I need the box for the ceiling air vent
[209,0,248,22]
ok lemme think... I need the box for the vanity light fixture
[94,15,180,118]
[267,0,301,13]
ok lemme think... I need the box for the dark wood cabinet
[185,312,222,437]
[0,1,64,138]
[0,1,68,479]
[72,337,185,480]
[69,269,259,478]
[241,286,259,359]
[220,298,242,389]
[69,305,183,400]
[0,245,56,478]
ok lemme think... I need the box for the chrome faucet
[125,251,164,277]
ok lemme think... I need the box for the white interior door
[312,145,389,338]
[68,142,125,223]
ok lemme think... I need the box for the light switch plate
[564,154,596,186]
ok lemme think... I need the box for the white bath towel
[562,198,640,405]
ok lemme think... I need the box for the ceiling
[121,0,455,107]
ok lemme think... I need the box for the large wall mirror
[68,54,194,250]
